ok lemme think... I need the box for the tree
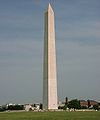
[8,105,24,110]
[40,103,43,109]
[63,97,68,110]
[87,100,91,108]
[93,105,99,110]
[0,107,6,112]
[65,97,68,105]
[58,106,64,109]
[67,99,81,109]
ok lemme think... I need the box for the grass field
[0,111,100,120]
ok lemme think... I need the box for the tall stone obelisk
[43,4,58,110]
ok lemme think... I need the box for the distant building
[34,103,40,110]
[24,103,41,111]
[80,100,88,108]
[24,104,34,111]
[80,100,98,108]
[89,100,98,107]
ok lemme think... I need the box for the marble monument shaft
[43,4,58,110]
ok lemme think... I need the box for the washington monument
[43,4,58,110]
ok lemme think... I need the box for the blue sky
[0,0,100,104]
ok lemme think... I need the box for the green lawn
[0,111,100,120]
